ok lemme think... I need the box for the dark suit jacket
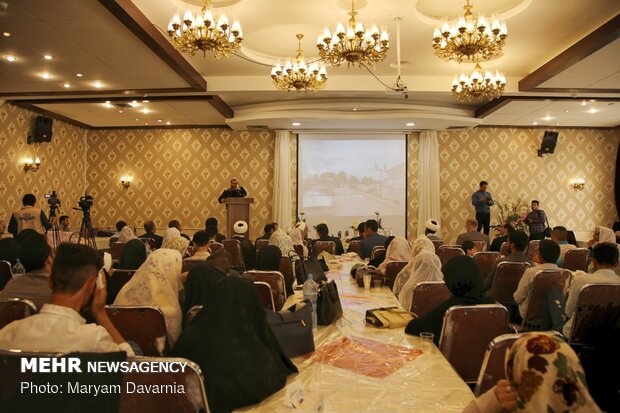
[138,232,163,249]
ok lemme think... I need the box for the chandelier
[451,63,506,101]
[316,0,389,67]
[432,0,507,62]
[271,34,328,93]
[167,0,242,59]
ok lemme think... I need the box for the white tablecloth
[237,258,474,412]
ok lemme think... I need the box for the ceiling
[0,0,619,130]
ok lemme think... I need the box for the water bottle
[303,274,318,329]
[12,258,26,276]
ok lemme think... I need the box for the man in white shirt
[0,243,134,355]
[551,226,577,266]
[185,230,211,261]
[514,239,561,319]
[562,242,620,337]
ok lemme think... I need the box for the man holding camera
[8,193,53,236]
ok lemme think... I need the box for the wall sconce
[23,157,41,173]
[571,178,585,191]
[120,176,131,189]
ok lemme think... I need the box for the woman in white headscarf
[114,249,183,349]
[269,229,295,257]
[162,227,190,256]
[117,226,138,243]
[378,236,411,274]
[398,251,443,311]
[289,227,308,258]
[393,235,435,297]
[588,226,616,247]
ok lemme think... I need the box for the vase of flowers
[496,198,528,232]
[374,211,383,230]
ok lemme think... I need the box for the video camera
[76,194,94,214]
[44,191,61,208]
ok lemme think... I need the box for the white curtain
[273,130,294,229]
[417,131,441,236]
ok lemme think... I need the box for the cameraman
[59,215,70,232]
[8,193,53,236]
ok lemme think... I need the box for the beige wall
[0,104,86,227]
[437,127,620,243]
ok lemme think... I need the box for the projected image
[298,135,406,236]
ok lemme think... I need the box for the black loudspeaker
[537,130,558,157]
[34,116,53,142]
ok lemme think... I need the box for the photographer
[59,215,70,232]
[8,193,52,236]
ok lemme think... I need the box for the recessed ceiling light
[129,101,139,108]
[588,108,598,114]
[40,72,51,79]
[135,118,139,121]
[43,55,53,60]
[406,122,415,127]
[532,122,538,125]
[166,121,171,125]
[5,55,16,62]
[142,100,149,103]
[76,73,83,77]
[580,100,587,106]
[145,122,149,125]
[563,109,569,113]
[93,81,103,88]
[63,82,71,88]
[157,119,162,122]
[2,32,10,37]
[352,108,357,111]
[589,99,596,102]
[292,122,301,126]
[142,108,149,114]
[543,116,552,121]
[104,101,113,108]
[555,123,559,126]
[118,110,123,113]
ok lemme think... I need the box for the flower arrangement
[349,220,360,231]
[374,211,383,229]
[496,197,528,231]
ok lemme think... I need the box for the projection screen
[298,133,407,237]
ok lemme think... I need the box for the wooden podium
[223,198,254,238]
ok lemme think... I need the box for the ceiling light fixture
[63,83,71,88]
[2,32,10,37]
[271,34,327,92]
[5,55,16,62]
[40,72,51,79]
[543,115,552,121]
[532,122,538,125]
[588,108,598,114]
[292,122,301,126]
[104,101,113,108]
[432,0,507,63]
[43,55,53,60]
[316,0,389,67]
[76,73,83,77]
[580,100,587,106]
[166,121,171,125]
[406,122,415,126]
[142,108,149,114]
[451,63,505,101]
[167,0,242,59]
[93,81,103,88]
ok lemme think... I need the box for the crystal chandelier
[316,0,389,67]
[271,34,328,92]
[167,0,242,59]
[432,0,507,63]
[451,63,506,101]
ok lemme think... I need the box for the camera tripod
[75,208,97,250]
[47,204,61,249]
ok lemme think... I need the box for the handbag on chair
[316,280,343,325]
[266,301,315,357]
[292,251,327,285]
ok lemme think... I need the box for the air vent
[112,103,134,109]
[247,125,270,130]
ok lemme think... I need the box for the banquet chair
[105,269,135,304]
[472,251,501,281]
[561,248,590,272]
[111,242,126,261]
[255,238,270,254]
[253,281,276,311]
[472,240,487,252]
[490,262,531,306]
[182,258,208,273]
[439,304,510,383]
[347,240,361,255]
[243,271,286,311]
[385,261,408,290]
[119,357,210,413]
[186,305,203,324]
[0,297,37,329]
[431,239,444,254]
[314,240,336,256]
[278,256,295,296]
[293,244,305,257]
[222,239,245,272]
[437,245,464,265]
[106,305,168,356]
[566,283,620,348]
[519,269,571,331]
[138,238,156,251]
[409,281,452,317]
[0,260,12,290]
[370,246,385,261]
[499,241,511,256]
[474,333,520,396]
[208,241,224,254]
[526,240,540,261]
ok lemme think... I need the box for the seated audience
[551,226,576,266]
[185,230,211,261]
[378,236,411,274]
[257,223,277,242]
[58,215,70,232]
[0,237,20,265]
[0,234,53,309]
[113,239,147,270]
[587,226,616,248]
[484,230,532,292]
[117,225,138,243]
[312,223,344,256]
[293,221,309,240]
[162,227,190,256]
[0,243,133,355]
[368,235,393,267]
[111,220,127,239]
[456,217,490,247]
[514,239,561,320]
[463,332,601,413]
[424,218,442,241]
[15,228,40,247]
[289,227,308,258]
[114,249,183,347]
[489,223,514,252]
[398,251,443,311]
[461,240,477,256]
[183,262,225,316]
[269,229,295,257]
[560,242,620,337]
[256,245,282,271]
[393,235,435,296]
[360,219,388,259]
[205,217,226,243]
[232,220,255,269]
[139,220,163,249]
[171,276,297,413]
[404,255,495,344]
[168,219,191,241]
[348,222,365,245]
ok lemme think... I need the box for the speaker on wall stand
[537,130,558,157]
[27,115,53,144]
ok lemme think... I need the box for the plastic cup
[373,279,382,288]
[420,332,434,353]
[363,274,371,290]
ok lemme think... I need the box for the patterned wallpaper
[0,103,86,228]
[437,127,620,244]
[407,133,420,238]
[86,128,275,237]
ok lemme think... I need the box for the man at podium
[218,178,248,203]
